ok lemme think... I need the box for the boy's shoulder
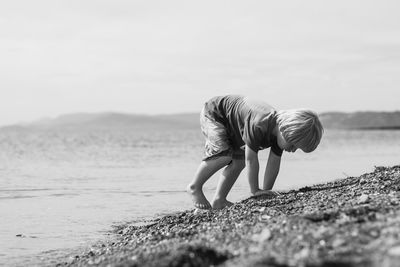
[243,97,276,113]
[251,109,278,129]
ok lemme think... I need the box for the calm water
[1,128,400,266]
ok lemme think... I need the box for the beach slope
[59,166,400,267]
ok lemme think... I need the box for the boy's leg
[212,158,245,209]
[187,156,232,209]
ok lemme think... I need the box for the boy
[187,95,323,209]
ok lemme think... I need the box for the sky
[0,0,399,126]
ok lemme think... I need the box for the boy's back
[203,95,281,155]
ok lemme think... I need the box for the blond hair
[276,109,324,153]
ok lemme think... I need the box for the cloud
[0,0,400,125]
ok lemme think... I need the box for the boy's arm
[245,145,260,194]
[263,149,282,190]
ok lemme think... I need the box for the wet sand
[55,165,400,267]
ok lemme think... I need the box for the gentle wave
[1,129,400,266]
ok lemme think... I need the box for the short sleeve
[271,136,283,157]
[242,116,263,152]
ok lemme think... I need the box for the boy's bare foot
[187,185,211,209]
[252,189,280,197]
[212,198,233,209]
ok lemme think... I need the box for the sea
[1,126,400,266]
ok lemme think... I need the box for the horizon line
[1,109,400,128]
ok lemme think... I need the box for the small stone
[232,250,240,256]
[261,214,271,221]
[359,178,367,184]
[193,209,201,215]
[88,250,95,257]
[358,194,369,204]
[294,248,310,260]
[370,230,380,238]
[385,245,400,267]
[332,238,345,248]
[388,246,400,256]
[252,228,271,242]
[258,207,266,212]
[248,246,262,253]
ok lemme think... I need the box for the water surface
[1,128,399,265]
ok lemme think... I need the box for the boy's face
[277,131,298,153]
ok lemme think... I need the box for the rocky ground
[55,165,400,267]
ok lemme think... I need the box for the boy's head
[276,109,323,153]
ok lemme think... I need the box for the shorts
[200,107,245,161]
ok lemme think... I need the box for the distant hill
[1,111,400,132]
[319,111,400,130]
[0,112,200,132]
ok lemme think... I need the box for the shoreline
[53,165,400,267]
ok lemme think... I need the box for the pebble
[358,194,370,204]
[131,255,138,261]
[370,230,380,238]
[388,246,400,256]
[351,230,359,237]
[385,246,400,267]
[261,214,271,221]
[294,248,310,260]
[193,208,206,215]
[359,178,367,184]
[248,246,262,253]
[258,207,267,212]
[332,238,345,248]
[252,228,271,243]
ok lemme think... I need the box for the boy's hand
[252,189,280,197]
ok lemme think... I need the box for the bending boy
[187,95,324,209]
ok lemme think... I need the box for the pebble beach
[45,165,400,267]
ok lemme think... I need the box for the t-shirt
[203,95,283,156]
